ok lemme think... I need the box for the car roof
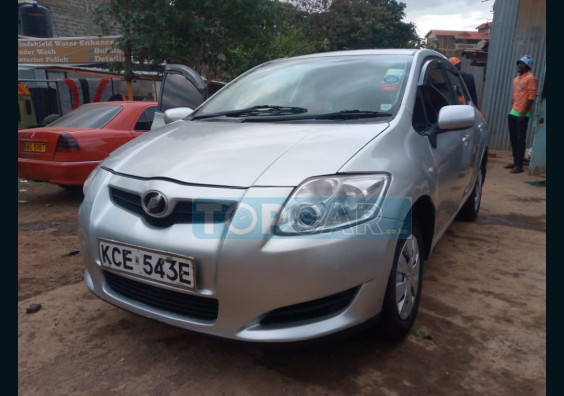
[261,49,445,68]
[281,48,432,61]
[84,101,158,107]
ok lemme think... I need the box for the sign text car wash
[18,36,125,64]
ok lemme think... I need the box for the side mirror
[163,107,194,124]
[437,105,476,131]
[424,105,476,148]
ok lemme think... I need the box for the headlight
[275,174,390,235]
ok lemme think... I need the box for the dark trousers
[507,114,529,168]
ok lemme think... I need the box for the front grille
[109,187,234,228]
[104,271,218,322]
[259,286,359,326]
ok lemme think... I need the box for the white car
[78,49,488,342]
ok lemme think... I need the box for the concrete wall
[36,0,109,37]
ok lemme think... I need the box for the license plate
[98,239,196,289]
[23,141,47,153]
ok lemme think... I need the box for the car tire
[457,168,483,222]
[379,217,424,342]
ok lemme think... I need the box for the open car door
[151,64,208,130]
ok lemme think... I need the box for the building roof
[475,22,492,30]
[425,30,490,40]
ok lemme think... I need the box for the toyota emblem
[141,190,168,217]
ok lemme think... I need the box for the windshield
[192,55,412,120]
[48,104,122,128]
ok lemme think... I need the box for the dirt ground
[18,150,546,396]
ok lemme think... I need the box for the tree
[227,1,316,77]
[296,0,419,51]
[94,0,419,82]
[94,0,313,81]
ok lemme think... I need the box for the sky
[401,0,495,38]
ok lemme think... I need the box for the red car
[18,101,158,187]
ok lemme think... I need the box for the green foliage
[298,0,420,51]
[94,0,421,82]
[213,1,316,80]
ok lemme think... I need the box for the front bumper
[78,170,405,342]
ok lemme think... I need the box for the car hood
[104,120,389,187]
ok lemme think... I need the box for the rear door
[151,64,208,130]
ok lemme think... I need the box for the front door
[151,64,208,130]
[415,59,475,234]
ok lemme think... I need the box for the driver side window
[412,61,456,133]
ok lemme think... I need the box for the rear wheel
[379,218,424,341]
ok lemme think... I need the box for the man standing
[449,57,479,108]
[505,55,538,174]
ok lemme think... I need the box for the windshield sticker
[381,84,398,91]
[385,68,405,78]
[383,75,400,83]
[380,104,393,111]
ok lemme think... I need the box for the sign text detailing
[18,36,125,64]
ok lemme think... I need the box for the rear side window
[134,107,157,131]
[48,104,121,129]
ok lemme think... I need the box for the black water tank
[18,4,53,38]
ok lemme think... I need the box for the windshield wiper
[191,105,308,120]
[314,110,392,120]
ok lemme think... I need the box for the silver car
[78,49,488,342]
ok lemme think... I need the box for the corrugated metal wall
[482,0,546,150]
[460,57,486,109]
